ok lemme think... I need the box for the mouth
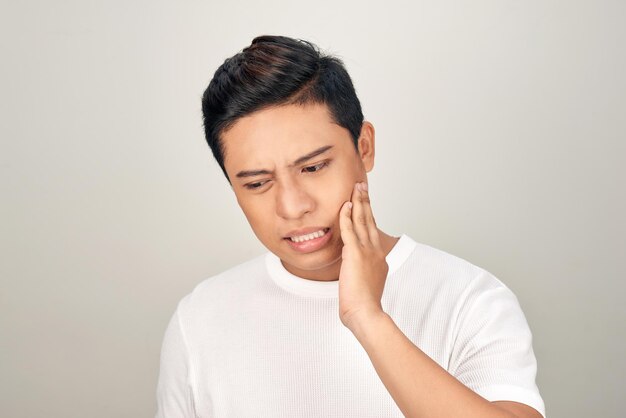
[283,227,332,253]
[285,227,330,243]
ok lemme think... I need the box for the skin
[221,103,397,283]
[221,103,542,418]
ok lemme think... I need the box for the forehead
[221,104,352,172]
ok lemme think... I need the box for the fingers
[350,182,371,244]
[357,182,381,247]
[347,181,381,247]
[341,181,381,248]
[339,200,358,247]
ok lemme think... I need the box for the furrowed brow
[291,145,333,166]
[236,169,273,178]
[235,145,333,179]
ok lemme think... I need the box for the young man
[156,36,545,418]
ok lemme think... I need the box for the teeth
[290,229,327,243]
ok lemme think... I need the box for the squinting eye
[302,162,328,173]
[244,180,268,190]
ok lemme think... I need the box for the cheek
[236,196,271,230]
[337,164,362,198]
[320,176,358,217]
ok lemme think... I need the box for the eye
[302,161,328,173]
[244,180,269,190]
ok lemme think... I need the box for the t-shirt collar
[265,234,416,298]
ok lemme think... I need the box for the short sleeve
[449,272,546,418]
[156,307,197,418]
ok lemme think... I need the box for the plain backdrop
[1,1,624,417]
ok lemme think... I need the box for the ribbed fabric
[156,235,545,418]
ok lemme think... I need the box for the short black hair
[201,35,364,181]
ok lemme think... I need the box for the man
[156,35,545,418]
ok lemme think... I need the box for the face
[221,103,375,281]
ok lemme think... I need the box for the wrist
[342,306,389,336]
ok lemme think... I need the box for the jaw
[280,252,343,282]
[279,229,344,281]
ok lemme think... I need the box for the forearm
[346,310,520,418]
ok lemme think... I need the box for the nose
[275,179,315,220]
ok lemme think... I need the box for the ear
[357,121,375,172]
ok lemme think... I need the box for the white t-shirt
[156,234,545,417]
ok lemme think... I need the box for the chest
[187,295,451,417]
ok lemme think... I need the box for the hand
[338,182,389,330]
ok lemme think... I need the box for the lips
[284,227,329,241]
[283,227,333,253]
[287,228,329,243]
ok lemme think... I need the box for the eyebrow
[235,145,334,178]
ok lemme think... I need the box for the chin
[283,245,342,273]
[299,253,342,271]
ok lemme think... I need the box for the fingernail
[347,202,353,209]
[361,182,368,192]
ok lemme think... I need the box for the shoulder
[388,236,520,326]
[176,253,270,318]
[396,236,506,295]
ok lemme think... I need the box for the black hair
[201,35,364,181]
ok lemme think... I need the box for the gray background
[2,1,624,417]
